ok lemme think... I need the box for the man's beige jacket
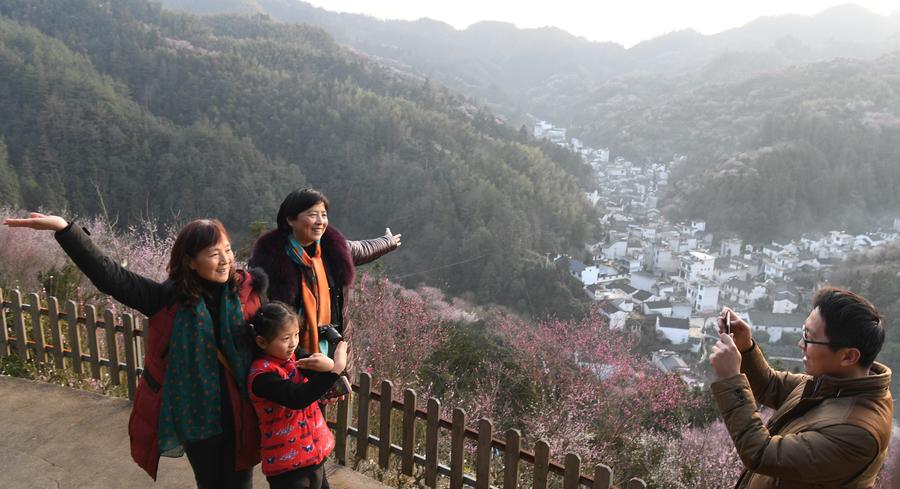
[712,343,892,488]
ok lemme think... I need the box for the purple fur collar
[249,227,355,304]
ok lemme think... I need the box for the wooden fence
[0,288,647,489]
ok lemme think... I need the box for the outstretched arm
[4,213,171,316]
[348,227,401,266]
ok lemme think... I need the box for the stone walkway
[0,375,392,489]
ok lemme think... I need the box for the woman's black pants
[184,432,253,489]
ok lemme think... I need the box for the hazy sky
[303,1,900,47]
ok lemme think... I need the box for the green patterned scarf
[157,284,251,455]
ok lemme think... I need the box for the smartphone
[725,312,732,335]
[320,375,351,401]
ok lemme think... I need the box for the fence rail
[1,288,647,488]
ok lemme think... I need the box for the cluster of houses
[535,120,900,371]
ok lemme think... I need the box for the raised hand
[3,212,68,232]
[719,307,753,352]
[385,227,402,247]
[295,352,335,373]
[710,333,742,380]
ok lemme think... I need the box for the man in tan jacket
[710,287,892,488]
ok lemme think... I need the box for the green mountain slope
[555,55,900,241]
[148,0,900,244]
[0,15,301,226]
[0,0,595,315]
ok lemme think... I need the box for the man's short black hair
[814,287,884,368]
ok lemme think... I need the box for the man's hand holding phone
[710,333,742,380]
[719,307,753,352]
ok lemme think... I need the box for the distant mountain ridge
[159,0,900,112]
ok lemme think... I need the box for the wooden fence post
[475,418,493,489]
[627,478,647,489]
[85,305,101,379]
[563,453,581,489]
[138,316,148,367]
[0,288,10,357]
[356,372,371,461]
[47,297,64,369]
[104,309,120,386]
[592,464,613,489]
[503,429,520,489]
[123,313,137,399]
[65,300,82,375]
[401,388,416,476]
[425,397,440,488]
[334,387,351,465]
[450,408,466,489]
[11,290,27,360]
[533,440,550,489]
[378,380,392,469]
[28,294,45,363]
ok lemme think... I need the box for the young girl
[248,302,350,489]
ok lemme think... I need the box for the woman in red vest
[247,301,348,489]
[4,212,265,489]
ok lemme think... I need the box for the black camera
[318,324,343,344]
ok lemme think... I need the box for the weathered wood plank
[425,397,440,488]
[503,429,521,489]
[378,380,392,469]
[104,309,119,385]
[475,418,492,489]
[356,372,371,461]
[563,453,581,489]
[334,387,351,465]
[47,297,64,369]
[65,301,82,374]
[450,408,466,489]
[27,293,45,363]
[122,313,137,399]
[11,290,27,360]
[401,388,416,476]
[0,289,8,357]
[533,440,550,489]
[85,305,100,379]
[592,464,612,489]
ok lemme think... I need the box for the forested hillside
[554,55,900,242]
[0,15,301,226]
[0,0,595,316]
[156,0,900,243]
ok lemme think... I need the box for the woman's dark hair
[814,287,884,367]
[248,302,301,355]
[167,219,236,304]
[276,187,329,233]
